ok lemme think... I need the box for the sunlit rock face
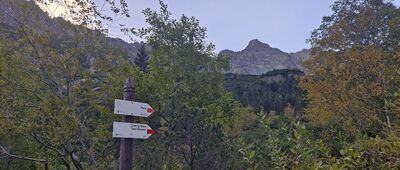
[0,0,147,64]
[221,39,309,75]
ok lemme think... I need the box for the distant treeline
[224,69,305,114]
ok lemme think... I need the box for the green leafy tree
[131,2,242,169]
[0,3,136,169]
[334,134,400,169]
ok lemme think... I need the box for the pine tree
[134,43,149,72]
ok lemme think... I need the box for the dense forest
[224,69,305,114]
[1,0,400,169]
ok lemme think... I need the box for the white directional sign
[113,122,156,139]
[114,99,155,117]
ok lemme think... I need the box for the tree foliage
[225,69,305,115]
[129,2,242,169]
[2,0,400,169]
[246,0,400,168]
[0,3,135,169]
[302,0,400,135]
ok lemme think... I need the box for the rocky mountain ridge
[220,39,309,75]
[1,0,309,76]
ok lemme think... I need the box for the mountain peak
[220,39,307,75]
[244,39,271,51]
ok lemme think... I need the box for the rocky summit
[220,39,309,75]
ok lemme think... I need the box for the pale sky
[39,0,400,53]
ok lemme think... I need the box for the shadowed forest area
[0,0,400,169]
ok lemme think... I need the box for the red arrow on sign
[147,129,156,135]
[147,107,155,114]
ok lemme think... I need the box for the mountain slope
[0,0,144,64]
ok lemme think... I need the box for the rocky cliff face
[290,49,310,62]
[220,39,309,75]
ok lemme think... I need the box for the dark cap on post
[124,77,135,93]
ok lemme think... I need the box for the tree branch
[0,145,48,170]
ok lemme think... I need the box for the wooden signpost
[113,77,156,170]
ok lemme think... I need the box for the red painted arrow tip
[147,107,155,113]
[147,129,156,135]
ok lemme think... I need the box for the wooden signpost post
[113,77,155,170]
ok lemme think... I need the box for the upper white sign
[114,99,155,117]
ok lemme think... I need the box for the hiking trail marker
[113,77,156,170]
[113,122,156,139]
[112,99,156,139]
[114,99,155,117]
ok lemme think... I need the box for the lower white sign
[113,122,156,139]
